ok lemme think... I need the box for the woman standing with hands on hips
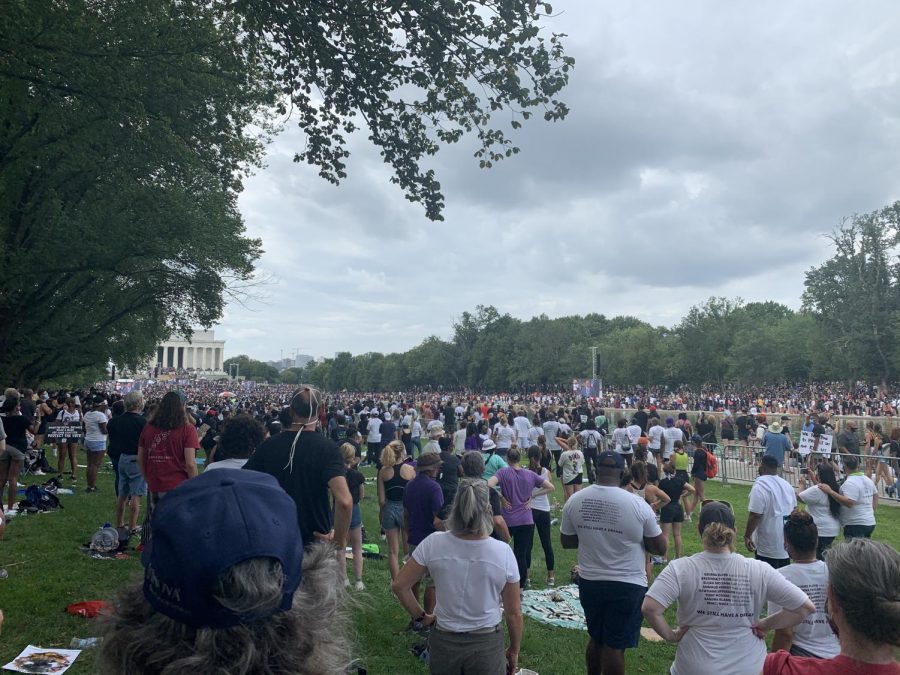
[488,447,554,591]
[392,479,523,675]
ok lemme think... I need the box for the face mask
[824,598,840,639]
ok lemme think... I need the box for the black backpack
[24,484,62,511]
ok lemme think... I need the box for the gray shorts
[381,499,404,530]
[0,445,26,462]
[117,454,147,498]
[428,625,505,675]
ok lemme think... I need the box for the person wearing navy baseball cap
[96,469,350,674]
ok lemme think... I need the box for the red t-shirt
[765,651,900,675]
[139,423,200,493]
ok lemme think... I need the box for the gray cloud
[221,0,900,362]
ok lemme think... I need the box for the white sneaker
[355,580,365,591]
[343,577,351,588]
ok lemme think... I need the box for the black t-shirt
[691,447,708,478]
[107,412,147,457]
[19,399,36,425]
[736,415,750,439]
[659,474,688,505]
[488,487,504,541]
[346,467,365,504]
[243,430,345,546]
[1,414,30,450]
[380,420,397,444]
[437,451,461,494]
[633,410,648,432]
[330,425,349,444]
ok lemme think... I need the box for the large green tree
[0,1,272,385]
[1,0,572,385]
[237,0,573,220]
[803,204,900,387]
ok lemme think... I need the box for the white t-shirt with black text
[560,484,661,587]
[646,551,810,675]
[767,561,840,659]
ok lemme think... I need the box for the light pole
[591,346,602,397]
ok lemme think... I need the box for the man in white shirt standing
[626,418,642,461]
[818,454,877,540]
[512,410,531,450]
[647,418,665,470]
[543,413,562,476]
[365,413,382,466]
[661,417,684,461]
[452,423,467,454]
[561,451,667,675]
[744,455,796,568]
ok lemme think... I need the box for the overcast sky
[220,0,900,363]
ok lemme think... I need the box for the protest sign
[45,421,82,443]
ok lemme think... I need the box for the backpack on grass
[24,484,62,511]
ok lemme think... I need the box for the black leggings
[528,509,555,574]
[815,536,835,561]
[552,449,562,476]
[583,448,598,483]
[508,524,535,587]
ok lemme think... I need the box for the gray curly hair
[96,544,351,674]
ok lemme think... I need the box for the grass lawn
[1,457,898,674]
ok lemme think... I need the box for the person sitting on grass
[97,469,350,675]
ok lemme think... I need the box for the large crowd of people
[0,380,898,674]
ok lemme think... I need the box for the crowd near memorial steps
[0,382,898,674]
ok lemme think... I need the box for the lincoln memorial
[154,330,226,371]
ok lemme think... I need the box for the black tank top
[384,464,409,502]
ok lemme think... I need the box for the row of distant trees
[227,204,900,392]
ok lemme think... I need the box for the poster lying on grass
[3,645,80,674]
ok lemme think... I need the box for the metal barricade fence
[687,443,899,501]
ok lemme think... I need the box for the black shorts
[722,433,735,441]
[755,554,790,569]
[660,504,684,524]
[578,579,646,650]
[565,473,583,486]
[691,472,707,482]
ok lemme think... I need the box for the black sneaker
[85,487,99,493]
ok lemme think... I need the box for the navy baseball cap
[142,469,303,629]
[595,451,625,469]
